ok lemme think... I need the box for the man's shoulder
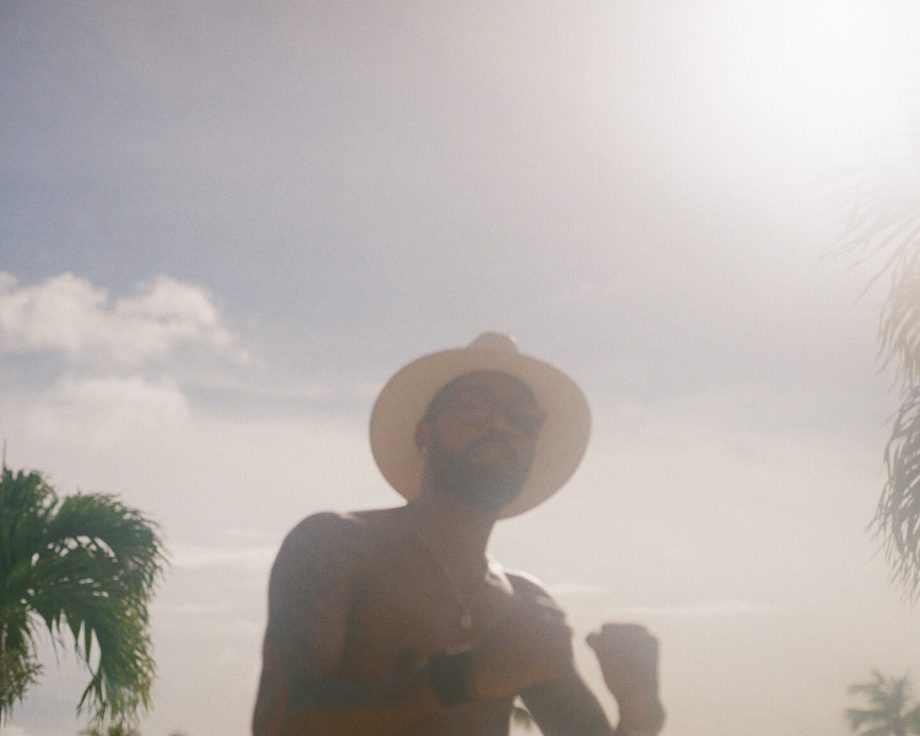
[285,509,365,537]
[277,507,402,560]
[280,510,372,554]
[502,567,562,609]
[267,513,373,599]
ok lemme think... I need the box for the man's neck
[407,491,496,574]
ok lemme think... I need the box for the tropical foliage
[846,671,920,735]
[0,467,166,727]
[78,728,186,736]
[511,698,534,731]
[79,724,142,736]
[839,145,920,601]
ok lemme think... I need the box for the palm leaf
[0,468,166,725]
[875,387,920,601]
[511,698,535,731]
[846,671,918,735]
[838,139,920,602]
[906,703,920,734]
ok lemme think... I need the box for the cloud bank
[604,600,776,617]
[0,272,240,366]
[29,375,191,447]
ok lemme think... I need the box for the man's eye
[456,398,491,422]
[510,412,542,434]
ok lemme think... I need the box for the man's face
[417,371,545,513]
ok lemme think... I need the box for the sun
[702,1,917,162]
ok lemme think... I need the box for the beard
[426,433,530,513]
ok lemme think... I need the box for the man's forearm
[611,693,666,736]
[521,672,616,736]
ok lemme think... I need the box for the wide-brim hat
[369,332,591,518]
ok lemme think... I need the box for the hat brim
[369,345,590,518]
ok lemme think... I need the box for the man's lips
[466,436,516,463]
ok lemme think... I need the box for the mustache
[465,431,516,459]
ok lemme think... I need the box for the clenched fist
[587,623,664,735]
[468,594,574,701]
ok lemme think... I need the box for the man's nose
[482,407,513,434]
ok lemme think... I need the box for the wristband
[614,700,666,736]
[427,650,473,707]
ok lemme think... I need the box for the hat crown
[468,332,518,353]
[370,329,590,518]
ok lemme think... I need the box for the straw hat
[369,332,591,517]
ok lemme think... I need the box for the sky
[2,1,920,734]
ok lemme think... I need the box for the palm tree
[839,141,920,601]
[79,725,142,736]
[846,671,920,735]
[511,698,535,731]
[0,467,166,727]
[78,728,189,736]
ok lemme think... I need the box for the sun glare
[707,1,916,161]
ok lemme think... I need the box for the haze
[2,2,920,735]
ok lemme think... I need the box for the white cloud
[171,543,277,573]
[555,279,629,305]
[0,272,241,366]
[180,375,341,401]
[601,600,776,617]
[154,602,229,616]
[548,582,611,597]
[223,526,275,542]
[29,375,191,447]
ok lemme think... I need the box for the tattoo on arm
[253,517,360,732]
[267,536,355,690]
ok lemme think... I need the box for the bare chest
[341,553,515,735]
[340,550,511,677]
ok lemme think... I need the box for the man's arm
[587,624,665,736]
[522,673,615,736]
[506,572,614,736]
[508,573,664,736]
[251,513,442,736]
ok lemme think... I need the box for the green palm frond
[511,698,534,731]
[0,468,166,725]
[0,648,42,716]
[847,708,885,730]
[906,703,920,734]
[877,386,920,601]
[846,671,920,735]
[46,494,164,593]
[79,724,142,736]
[838,142,920,602]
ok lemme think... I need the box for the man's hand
[468,593,575,701]
[586,624,664,735]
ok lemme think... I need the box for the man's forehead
[441,370,537,402]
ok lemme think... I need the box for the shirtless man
[252,333,665,735]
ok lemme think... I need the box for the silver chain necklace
[410,521,485,636]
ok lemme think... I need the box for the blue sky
[3,2,920,735]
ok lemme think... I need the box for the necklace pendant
[460,611,473,630]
